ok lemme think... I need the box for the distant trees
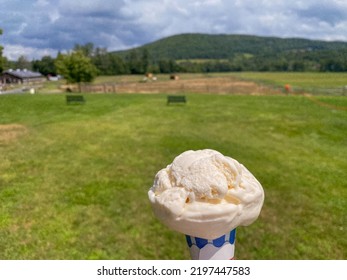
[31,45,347,77]
[32,56,56,76]
[3,38,347,78]
[158,59,180,73]
[15,55,32,70]
[126,49,151,74]
[0,28,3,72]
[74,42,95,57]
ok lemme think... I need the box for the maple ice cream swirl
[148,149,264,239]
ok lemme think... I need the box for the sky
[1,0,347,60]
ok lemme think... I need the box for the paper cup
[185,229,236,260]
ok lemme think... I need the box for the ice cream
[148,149,264,240]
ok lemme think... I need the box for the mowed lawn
[230,72,347,96]
[0,93,346,259]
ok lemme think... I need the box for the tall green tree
[127,50,142,74]
[0,28,3,72]
[74,42,95,57]
[32,56,57,76]
[55,51,97,84]
[14,55,32,70]
[141,48,150,74]
[92,47,111,74]
[107,53,128,75]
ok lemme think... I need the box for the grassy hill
[112,33,347,61]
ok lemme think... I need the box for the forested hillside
[24,33,347,76]
[114,33,347,60]
[112,33,347,73]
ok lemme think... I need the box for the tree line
[0,29,4,73]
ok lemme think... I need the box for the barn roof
[3,69,43,79]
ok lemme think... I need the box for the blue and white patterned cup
[185,229,236,260]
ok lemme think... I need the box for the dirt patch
[79,76,282,95]
[0,124,28,144]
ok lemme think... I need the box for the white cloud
[3,44,59,61]
[48,9,61,23]
[34,0,49,7]
[1,0,347,60]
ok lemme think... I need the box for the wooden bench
[66,95,85,105]
[167,95,186,105]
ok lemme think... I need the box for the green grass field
[230,72,347,94]
[0,87,346,259]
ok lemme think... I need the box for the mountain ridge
[112,33,347,61]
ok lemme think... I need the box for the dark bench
[66,95,85,105]
[167,95,186,105]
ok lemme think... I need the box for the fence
[65,80,347,96]
[76,78,281,95]
[281,86,347,96]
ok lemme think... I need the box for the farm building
[0,69,45,85]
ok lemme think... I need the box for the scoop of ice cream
[148,149,264,239]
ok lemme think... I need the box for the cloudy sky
[1,0,347,60]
